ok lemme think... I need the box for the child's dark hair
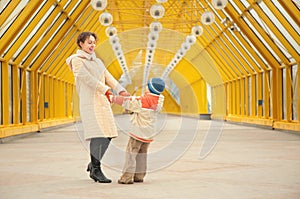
[76,32,98,48]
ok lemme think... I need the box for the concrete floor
[0,115,300,199]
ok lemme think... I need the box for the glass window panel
[8,64,12,124]
[269,70,273,118]
[0,62,2,125]
[282,68,286,120]
[28,17,68,68]
[63,0,72,10]
[218,36,248,75]
[272,0,300,34]
[229,0,243,15]
[230,30,265,71]
[0,0,11,14]
[14,67,21,124]
[166,77,180,105]
[13,1,53,60]
[211,41,239,76]
[68,1,81,16]
[223,32,255,73]
[240,0,250,7]
[257,2,299,59]
[254,74,257,116]
[0,0,29,39]
[261,72,264,116]
[21,11,63,65]
[248,76,251,116]
[242,15,281,64]
[19,69,22,123]
[248,8,292,59]
[236,20,271,70]
[292,65,298,120]
[5,1,48,58]
[206,83,211,113]
[26,71,31,122]
[292,0,300,9]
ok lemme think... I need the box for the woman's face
[80,35,96,54]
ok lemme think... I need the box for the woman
[66,32,129,183]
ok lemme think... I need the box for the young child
[110,77,165,184]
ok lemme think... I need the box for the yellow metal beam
[45,12,99,77]
[264,0,300,45]
[250,1,299,60]
[277,0,300,27]
[0,0,41,56]
[14,1,61,65]
[237,1,290,67]
[196,38,233,81]
[40,28,78,74]
[4,0,56,60]
[220,34,255,75]
[31,1,91,72]
[216,36,248,77]
[234,32,268,71]
[225,4,281,69]
[0,0,22,27]
[225,31,262,73]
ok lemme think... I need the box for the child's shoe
[133,178,143,183]
[118,179,134,184]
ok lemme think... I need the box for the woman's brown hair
[76,32,98,48]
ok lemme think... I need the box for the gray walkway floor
[0,115,300,199]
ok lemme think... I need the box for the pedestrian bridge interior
[0,0,299,139]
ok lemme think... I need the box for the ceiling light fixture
[91,0,107,11]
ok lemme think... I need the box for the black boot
[88,156,112,183]
[89,166,112,183]
[86,162,92,172]
[88,138,112,183]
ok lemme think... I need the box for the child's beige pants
[119,137,150,183]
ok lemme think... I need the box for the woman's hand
[105,90,113,103]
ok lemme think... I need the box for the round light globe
[91,0,107,11]
[99,12,113,26]
[201,11,215,25]
[105,26,117,37]
[150,4,165,19]
[212,0,228,10]
[191,25,203,36]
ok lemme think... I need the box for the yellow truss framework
[0,0,299,139]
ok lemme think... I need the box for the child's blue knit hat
[148,78,165,95]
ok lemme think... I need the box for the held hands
[119,91,130,97]
[109,95,125,105]
[105,90,130,104]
